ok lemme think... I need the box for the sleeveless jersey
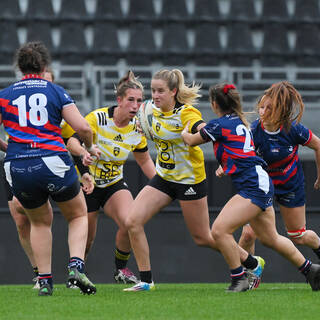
[251,119,311,193]
[85,106,148,188]
[0,75,73,160]
[151,103,206,184]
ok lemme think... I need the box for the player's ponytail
[209,83,249,128]
[115,70,144,97]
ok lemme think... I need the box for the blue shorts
[4,153,80,209]
[275,184,305,208]
[233,165,274,211]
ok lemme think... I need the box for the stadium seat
[59,22,88,64]
[95,0,123,22]
[294,0,320,23]
[127,22,156,65]
[295,24,320,67]
[0,21,20,64]
[262,0,289,23]
[25,0,55,22]
[160,0,188,22]
[260,22,290,66]
[127,0,156,22]
[91,21,122,65]
[161,22,189,65]
[226,22,255,66]
[58,0,88,21]
[228,0,256,23]
[194,22,223,66]
[193,0,221,23]
[0,0,22,21]
[26,21,54,52]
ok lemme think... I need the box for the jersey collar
[22,74,43,80]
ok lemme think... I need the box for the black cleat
[38,284,53,296]
[67,267,96,295]
[306,264,320,291]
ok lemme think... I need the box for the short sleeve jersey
[151,103,206,184]
[251,119,312,193]
[85,106,148,188]
[0,75,73,160]
[200,114,266,176]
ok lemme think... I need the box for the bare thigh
[280,205,306,231]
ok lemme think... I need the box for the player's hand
[81,151,96,166]
[136,119,144,135]
[85,144,101,159]
[81,173,94,194]
[215,165,225,178]
[314,177,320,190]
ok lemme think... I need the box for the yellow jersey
[86,106,147,188]
[151,103,206,184]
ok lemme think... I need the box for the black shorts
[0,159,13,201]
[148,174,207,201]
[85,179,130,212]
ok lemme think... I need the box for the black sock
[312,246,320,259]
[242,254,258,270]
[33,266,39,277]
[140,271,152,283]
[68,257,85,273]
[115,248,130,270]
[38,273,53,289]
[299,259,312,276]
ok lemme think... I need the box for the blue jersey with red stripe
[0,75,73,160]
[200,114,266,176]
[251,119,311,194]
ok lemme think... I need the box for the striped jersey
[151,103,206,184]
[0,75,73,160]
[85,106,148,188]
[251,119,311,193]
[200,114,266,175]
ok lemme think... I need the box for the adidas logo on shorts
[184,187,197,196]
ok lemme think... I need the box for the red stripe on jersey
[3,120,64,145]
[224,144,256,158]
[303,130,312,146]
[268,155,298,177]
[272,167,298,185]
[268,146,298,169]
[9,136,67,152]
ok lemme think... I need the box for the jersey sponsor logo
[114,134,123,142]
[271,148,280,153]
[184,187,197,196]
[97,112,107,126]
[113,147,120,156]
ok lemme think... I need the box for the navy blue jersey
[200,114,266,175]
[251,119,311,193]
[0,74,74,160]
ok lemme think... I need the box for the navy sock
[38,273,53,289]
[68,257,85,273]
[299,259,312,276]
[230,266,245,280]
[242,254,258,270]
[140,271,152,283]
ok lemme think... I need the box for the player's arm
[133,150,156,179]
[181,121,207,146]
[306,133,320,189]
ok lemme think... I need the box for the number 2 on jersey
[236,124,254,153]
[13,93,48,127]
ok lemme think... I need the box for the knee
[192,233,213,248]
[124,215,141,233]
[241,228,256,246]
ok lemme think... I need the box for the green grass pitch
[0,283,317,320]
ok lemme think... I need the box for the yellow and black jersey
[86,106,147,188]
[60,120,75,142]
[151,103,206,184]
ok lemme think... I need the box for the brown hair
[258,81,304,131]
[152,69,201,105]
[115,70,144,98]
[209,83,249,127]
[15,41,51,74]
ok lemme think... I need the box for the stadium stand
[58,0,88,22]
[0,21,20,65]
[25,0,55,22]
[261,0,289,23]
[127,0,156,23]
[228,0,257,23]
[193,0,222,23]
[294,0,320,23]
[26,21,54,52]
[94,0,123,22]
[0,0,22,21]
[160,0,188,22]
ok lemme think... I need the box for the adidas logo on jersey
[184,187,197,196]
[114,134,123,142]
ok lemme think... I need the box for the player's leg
[280,205,320,258]
[104,188,138,284]
[238,224,256,255]
[85,211,99,260]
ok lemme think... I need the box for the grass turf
[0,283,317,320]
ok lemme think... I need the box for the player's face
[259,97,272,122]
[151,79,177,111]
[118,88,143,119]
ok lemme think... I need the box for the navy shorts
[85,179,130,212]
[0,159,13,201]
[4,153,80,209]
[275,183,305,208]
[148,174,207,201]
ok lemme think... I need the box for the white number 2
[236,124,254,153]
[13,93,48,127]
